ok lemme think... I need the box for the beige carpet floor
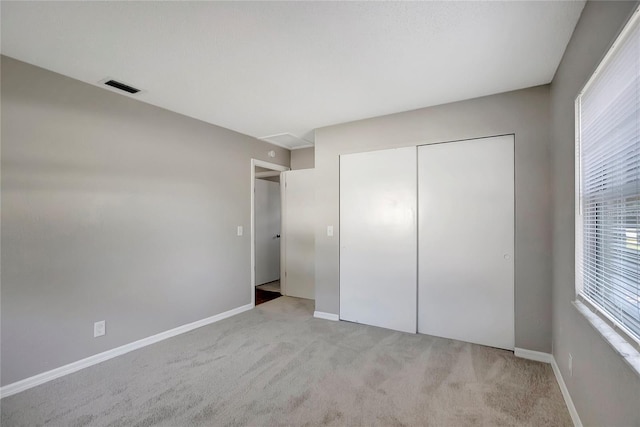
[1,297,572,426]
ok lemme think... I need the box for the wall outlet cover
[94,320,106,338]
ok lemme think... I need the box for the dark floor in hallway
[255,288,280,305]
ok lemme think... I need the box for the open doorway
[251,159,289,306]
[255,169,281,304]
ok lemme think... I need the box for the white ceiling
[1,1,585,148]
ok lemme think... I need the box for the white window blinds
[576,9,640,342]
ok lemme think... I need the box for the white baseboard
[514,347,555,363]
[313,311,339,321]
[551,357,583,427]
[0,303,253,399]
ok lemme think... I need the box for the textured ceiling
[1,1,585,147]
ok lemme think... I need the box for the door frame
[250,159,289,307]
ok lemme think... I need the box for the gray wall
[290,147,315,170]
[1,56,290,385]
[315,85,552,352]
[550,2,640,426]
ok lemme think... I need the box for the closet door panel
[340,147,417,333]
[418,135,514,350]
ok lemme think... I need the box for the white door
[418,135,514,350]
[340,147,417,333]
[282,170,315,300]
[255,178,280,286]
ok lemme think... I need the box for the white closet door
[418,135,514,350]
[282,169,315,300]
[340,147,417,333]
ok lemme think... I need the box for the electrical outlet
[94,320,106,338]
[568,353,573,377]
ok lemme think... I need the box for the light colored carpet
[1,297,571,426]
[256,280,281,293]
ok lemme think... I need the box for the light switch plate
[237,226,243,236]
[327,225,334,237]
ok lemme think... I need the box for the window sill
[573,300,640,378]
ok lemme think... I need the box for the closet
[340,147,417,333]
[339,135,515,350]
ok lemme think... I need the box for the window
[576,7,640,346]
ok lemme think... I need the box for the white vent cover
[259,133,313,150]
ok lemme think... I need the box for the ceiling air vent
[104,79,141,94]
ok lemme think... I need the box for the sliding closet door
[340,147,417,333]
[418,135,514,350]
